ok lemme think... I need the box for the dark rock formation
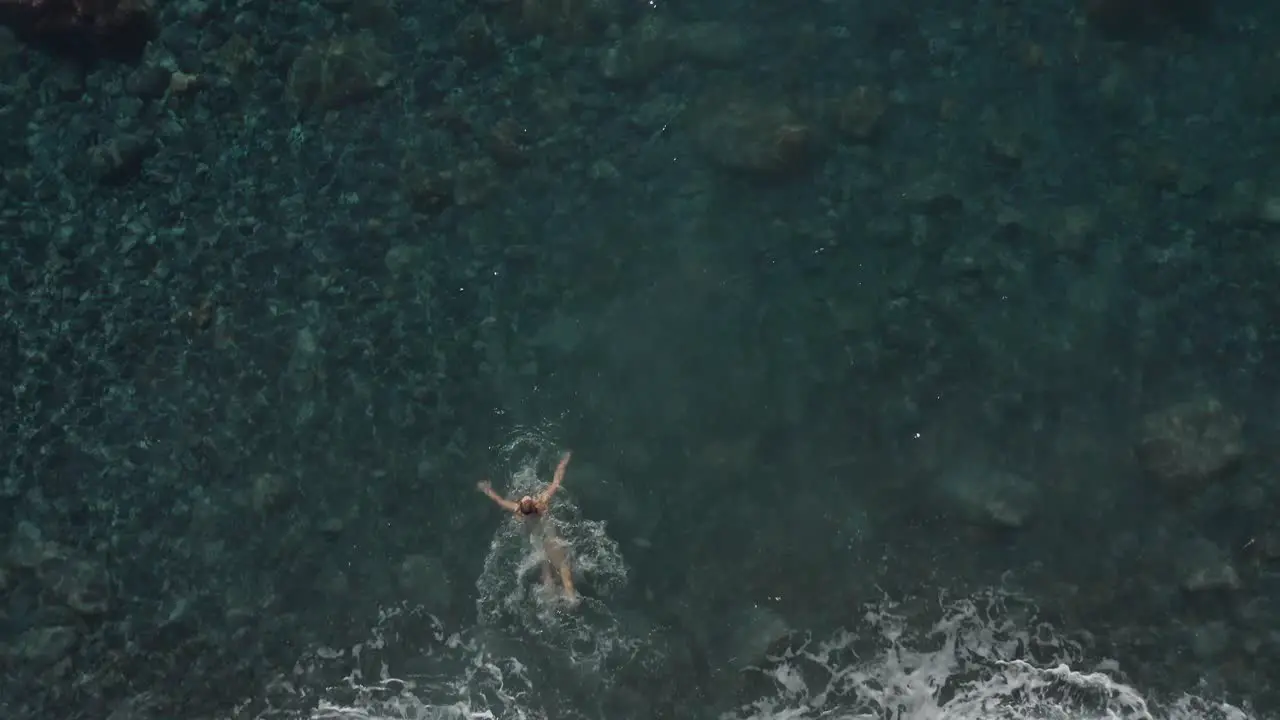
[1084,0,1213,40]
[0,0,158,62]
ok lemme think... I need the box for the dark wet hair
[518,497,538,515]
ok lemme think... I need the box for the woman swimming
[477,451,577,605]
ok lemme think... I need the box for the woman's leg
[543,536,576,602]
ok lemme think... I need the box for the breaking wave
[249,588,1257,720]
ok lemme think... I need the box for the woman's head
[518,496,538,515]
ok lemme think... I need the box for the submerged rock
[6,625,79,666]
[1136,396,1243,497]
[690,93,815,174]
[0,0,158,62]
[1084,0,1213,39]
[396,554,453,612]
[937,466,1039,530]
[1178,536,1240,593]
[724,604,790,671]
[287,31,396,114]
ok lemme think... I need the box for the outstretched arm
[538,451,572,504]
[477,480,519,512]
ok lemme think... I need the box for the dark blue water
[0,0,1276,718]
